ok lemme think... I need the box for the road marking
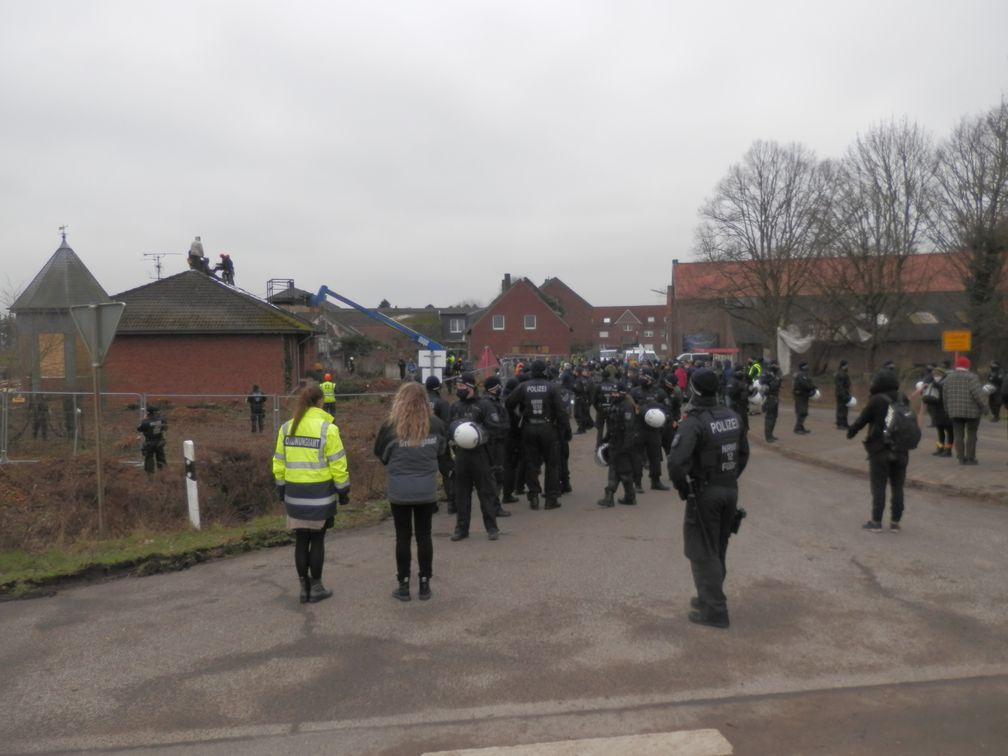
[422,729,733,755]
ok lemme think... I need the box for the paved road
[2,430,1007,755]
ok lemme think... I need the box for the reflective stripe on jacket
[273,406,349,521]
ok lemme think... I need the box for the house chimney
[502,273,511,293]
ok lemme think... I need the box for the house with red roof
[467,275,573,360]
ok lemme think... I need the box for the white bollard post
[183,440,201,529]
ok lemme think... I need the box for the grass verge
[0,501,390,600]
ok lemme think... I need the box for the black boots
[308,578,333,603]
[597,490,615,508]
[544,498,561,509]
[651,478,670,491]
[299,576,310,604]
[451,527,468,541]
[528,493,540,510]
[418,577,431,601]
[393,577,410,602]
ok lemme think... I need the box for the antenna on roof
[143,252,184,280]
[59,225,68,243]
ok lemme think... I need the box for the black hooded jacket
[846,370,906,454]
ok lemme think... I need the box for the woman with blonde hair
[273,385,350,603]
[374,381,447,601]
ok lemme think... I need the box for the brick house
[103,270,317,395]
[467,276,573,359]
[591,305,669,356]
[539,277,595,352]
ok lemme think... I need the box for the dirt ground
[0,379,404,552]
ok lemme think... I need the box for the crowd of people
[270,352,1007,629]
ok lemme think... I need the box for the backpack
[883,396,922,451]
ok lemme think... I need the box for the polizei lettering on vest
[709,416,740,434]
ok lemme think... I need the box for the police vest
[690,406,744,485]
[521,379,555,421]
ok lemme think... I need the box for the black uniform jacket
[666,397,749,495]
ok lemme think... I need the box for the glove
[338,489,350,506]
[845,427,856,440]
[276,484,286,501]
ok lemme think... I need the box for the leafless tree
[815,119,938,371]
[695,140,833,357]
[931,99,1008,361]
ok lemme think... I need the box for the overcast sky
[2,0,1006,310]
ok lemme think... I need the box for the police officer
[481,376,512,518]
[593,369,620,447]
[597,382,639,506]
[247,384,267,433]
[500,377,525,504]
[987,361,1004,421]
[632,369,671,490]
[505,359,569,510]
[448,373,499,540]
[760,362,782,442]
[426,375,453,514]
[659,370,683,458]
[138,406,168,474]
[667,368,749,629]
[792,361,816,434]
[834,360,852,429]
[320,373,337,416]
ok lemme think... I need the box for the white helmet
[982,383,997,395]
[811,388,822,400]
[452,421,485,449]
[914,381,926,392]
[644,407,667,428]
[748,392,765,409]
[846,396,858,408]
[595,443,610,467]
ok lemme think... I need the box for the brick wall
[103,334,295,395]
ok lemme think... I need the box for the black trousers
[605,450,635,500]
[835,401,849,428]
[639,427,664,482]
[294,528,327,579]
[437,449,455,504]
[390,503,434,579]
[763,399,779,439]
[683,484,736,620]
[486,437,506,503]
[502,434,523,496]
[951,418,980,462]
[868,450,908,523]
[521,423,561,498]
[250,410,264,432]
[794,398,809,431]
[453,447,497,533]
[143,442,166,473]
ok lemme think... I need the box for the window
[449,317,464,334]
[908,311,938,325]
[643,330,653,337]
[524,314,537,330]
[599,330,609,338]
[603,317,611,324]
[492,314,505,330]
[647,316,655,323]
[623,324,633,332]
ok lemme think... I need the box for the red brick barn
[540,277,596,353]
[103,271,317,395]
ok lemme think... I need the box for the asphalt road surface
[2,433,1007,755]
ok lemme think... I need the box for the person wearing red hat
[941,356,990,465]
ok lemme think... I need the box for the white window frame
[449,317,464,334]
[643,330,654,337]
[623,324,633,332]
[603,317,611,324]
[647,316,655,323]
[599,330,609,338]
[492,314,505,330]
[524,314,537,330]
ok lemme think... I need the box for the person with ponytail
[374,381,447,601]
[273,385,350,603]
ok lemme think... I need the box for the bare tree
[695,140,833,357]
[815,119,937,371]
[931,99,1008,361]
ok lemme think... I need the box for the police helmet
[811,388,822,400]
[846,396,858,408]
[982,383,997,395]
[595,443,611,467]
[453,422,485,449]
[644,407,666,428]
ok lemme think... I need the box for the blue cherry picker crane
[311,286,447,378]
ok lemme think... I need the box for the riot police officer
[138,405,168,474]
[426,375,454,514]
[480,376,512,518]
[792,361,816,434]
[632,369,671,490]
[760,362,782,442]
[667,368,749,629]
[596,382,639,506]
[505,359,569,510]
[834,360,852,429]
[448,374,499,540]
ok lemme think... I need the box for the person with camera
[666,368,749,629]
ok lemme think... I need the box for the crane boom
[311,286,446,351]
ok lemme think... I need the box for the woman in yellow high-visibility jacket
[273,385,350,603]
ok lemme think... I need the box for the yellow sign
[942,330,972,352]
